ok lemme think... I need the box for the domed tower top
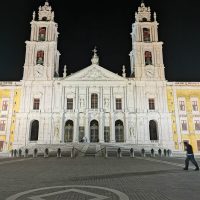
[135,2,151,22]
[38,0,54,21]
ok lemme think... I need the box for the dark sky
[0,0,199,81]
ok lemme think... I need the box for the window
[192,100,198,112]
[181,120,187,131]
[179,100,185,111]
[195,120,200,131]
[2,100,8,111]
[67,98,73,110]
[36,50,44,65]
[143,28,150,42]
[145,51,152,65]
[116,98,122,110]
[38,27,46,41]
[142,18,147,22]
[149,99,155,110]
[197,141,200,151]
[0,120,5,131]
[33,98,40,110]
[91,93,98,109]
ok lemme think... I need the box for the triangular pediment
[64,64,126,81]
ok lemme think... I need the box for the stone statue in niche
[54,119,60,140]
[129,125,135,140]
[104,98,110,108]
[80,98,85,108]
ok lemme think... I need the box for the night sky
[0,0,199,81]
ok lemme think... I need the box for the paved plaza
[0,156,200,200]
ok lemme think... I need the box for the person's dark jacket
[186,144,194,155]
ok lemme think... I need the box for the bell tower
[130,2,165,81]
[23,1,60,81]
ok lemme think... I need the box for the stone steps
[8,143,185,158]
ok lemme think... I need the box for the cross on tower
[92,46,97,55]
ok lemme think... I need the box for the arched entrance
[64,120,73,142]
[30,120,39,141]
[90,120,99,143]
[149,120,158,141]
[115,120,124,142]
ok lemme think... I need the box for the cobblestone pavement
[0,156,200,200]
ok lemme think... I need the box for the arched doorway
[30,120,39,141]
[64,120,73,142]
[115,120,124,142]
[149,120,158,141]
[90,120,99,143]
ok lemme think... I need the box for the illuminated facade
[0,2,200,153]
[11,2,173,151]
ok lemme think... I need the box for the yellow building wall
[167,87,179,150]
[167,85,200,152]
[0,86,21,151]
[9,89,21,151]
[0,89,11,151]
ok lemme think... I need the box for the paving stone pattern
[0,157,200,200]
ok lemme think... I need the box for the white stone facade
[13,2,174,150]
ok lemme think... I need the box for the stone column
[38,117,45,144]
[125,114,129,143]
[73,113,79,143]
[85,113,89,142]
[110,113,115,143]
[99,112,104,143]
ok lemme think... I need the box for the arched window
[42,17,47,21]
[38,27,46,41]
[145,51,152,65]
[36,50,44,65]
[30,120,39,141]
[115,120,124,142]
[90,120,99,143]
[64,120,73,142]
[143,28,150,42]
[149,120,158,141]
[142,18,147,22]
[91,93,98,109]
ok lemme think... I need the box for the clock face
[145,67,154,77]
[34,66,44,78]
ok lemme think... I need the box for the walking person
[183,142,199,171]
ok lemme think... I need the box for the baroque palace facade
[0,2,200,152]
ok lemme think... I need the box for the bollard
[10,150,14,158]
[167,149,172,157]
[71,147,75,158]
[57,148,61,158]
[14,149,17,157]
[164,149,167,157]
[25,149,29,158]
[44,148,49,158]
[18,149,22,157]
[33,148,38,158]
[158,149,162,157]
[141,148,145,157]
[105,147,108,158]
[130,148,134,158]
[151,149,155,157]
[117,148,122,158]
